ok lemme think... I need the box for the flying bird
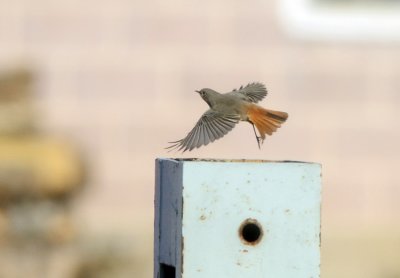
[167,82,288,152]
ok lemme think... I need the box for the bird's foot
[256,136,263,149]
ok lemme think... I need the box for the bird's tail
[247,104,288,141]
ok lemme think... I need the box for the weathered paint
[155,159,321,278]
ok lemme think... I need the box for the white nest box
[154,159,321,278]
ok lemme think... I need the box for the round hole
[239,219,263,245]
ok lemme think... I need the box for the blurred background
[0,0,399,277]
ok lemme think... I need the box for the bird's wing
[226,82,267,103]
[167,109,240,152]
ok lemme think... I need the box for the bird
[167,82,288,152]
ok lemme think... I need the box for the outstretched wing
[226,82,267,103]
[167,109,240,152]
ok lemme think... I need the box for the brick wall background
[1,0,399,277]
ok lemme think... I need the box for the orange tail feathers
[247,104,288,141]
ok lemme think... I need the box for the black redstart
[167,82,288,152]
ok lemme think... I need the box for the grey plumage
[167,82,270,152]
[167,110,240,152]
[227,82,267,103]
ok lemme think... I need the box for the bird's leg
[251,123,262,149]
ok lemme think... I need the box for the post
[154,159,322,278]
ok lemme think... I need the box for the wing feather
[188,123,200,151]
[208,120,223,139]
[196,123,205,149]
[226,82,267,103]
[167,110,240,152]
[203,119,215,143]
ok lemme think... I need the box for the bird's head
[195,88,218,107]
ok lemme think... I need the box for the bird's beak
[195,90,200,94]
